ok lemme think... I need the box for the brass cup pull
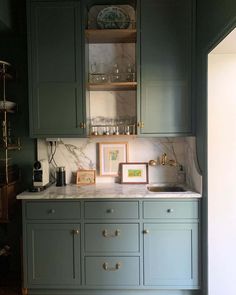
[72,229,80,235]
[102,229,121,238]
[103,262,121,271]
[143,229,149,234]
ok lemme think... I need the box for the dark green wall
[196,1,236,294]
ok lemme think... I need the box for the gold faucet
[160,153,177,166]
[148,153,177,167]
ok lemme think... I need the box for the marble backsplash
[37,137,202,193]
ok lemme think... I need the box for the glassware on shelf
[89,62,108,83]
[125,63,135,82]
[110,63,121,82]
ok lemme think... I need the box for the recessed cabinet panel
[27,223,81,286]
[84,201,139,219]
[85,256,140,286]
[32,4,76,82]
[32,84,83,135]
[143,223,199,287]
[84,223,139,253]
[26,201,81,220]
[139,0,193,135]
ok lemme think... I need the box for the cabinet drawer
[85,224,139,253]
[143,201,198,219]
[85,256,140,286]
[84,201,139,219]
[25,201,81,220]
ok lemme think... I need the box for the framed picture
[120,162,149,184]
[76,170,96,185]
[99,142,128,176]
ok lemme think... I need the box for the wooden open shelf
[88,82,137,91]
[85,29,136,43]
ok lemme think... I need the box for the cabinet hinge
[79,122,86,129]
[137,121,144,128]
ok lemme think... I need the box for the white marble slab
[17,183,201,200]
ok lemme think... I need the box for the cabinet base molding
[28,290,200,295]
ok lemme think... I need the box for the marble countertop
[17,183,201,200]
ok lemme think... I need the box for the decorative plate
[97,6,130,29]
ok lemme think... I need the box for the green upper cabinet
[27,0,86,138]
[138,0,194,136]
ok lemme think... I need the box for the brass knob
[48,209,55,214]
[73,229,80,235]
[167,209,174,213]
[143,229,149,234]
[106,208,114,214]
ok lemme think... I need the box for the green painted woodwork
[138,0,193,136]
[25,201,81,220]
[85,223,139,253]
[143,201,199,219]
[28,1,85,137]
[143,223,199,288]
[27,223,81,286]
[22,199,200,293]
[84,201,139,219]
[85,256,140,286]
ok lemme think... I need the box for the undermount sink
[147,185,186,193]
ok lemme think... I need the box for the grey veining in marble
[17,183,201,200]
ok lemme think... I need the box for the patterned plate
[97,6,130,29]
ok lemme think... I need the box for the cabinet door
[143,223,199,288]
[139,0,193,135]
[28,1,85,137]
[26,224,81,287]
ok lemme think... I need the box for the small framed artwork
[120,162,149,184]
[76,170,96,185]
[99,142,128,176]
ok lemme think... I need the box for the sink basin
[147,186,186,192]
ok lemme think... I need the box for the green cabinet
[27,223,81,286]
[27,1,86,137]
[138,0,194,136]
[143,223,199,288]
[22,199,200,293]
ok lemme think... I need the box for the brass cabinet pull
[143,229,149,234]
[102,229,121,238]
[103,262,121,271]
[79,122,86,129]
[72,229,80,235]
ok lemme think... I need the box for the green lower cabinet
[27,223,81,287]
[143,223,199,288]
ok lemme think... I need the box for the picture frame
[76,170,96,185]
[120,162,149,184]
[99,142,128,176]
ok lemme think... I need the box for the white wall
[208,53,236,295]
